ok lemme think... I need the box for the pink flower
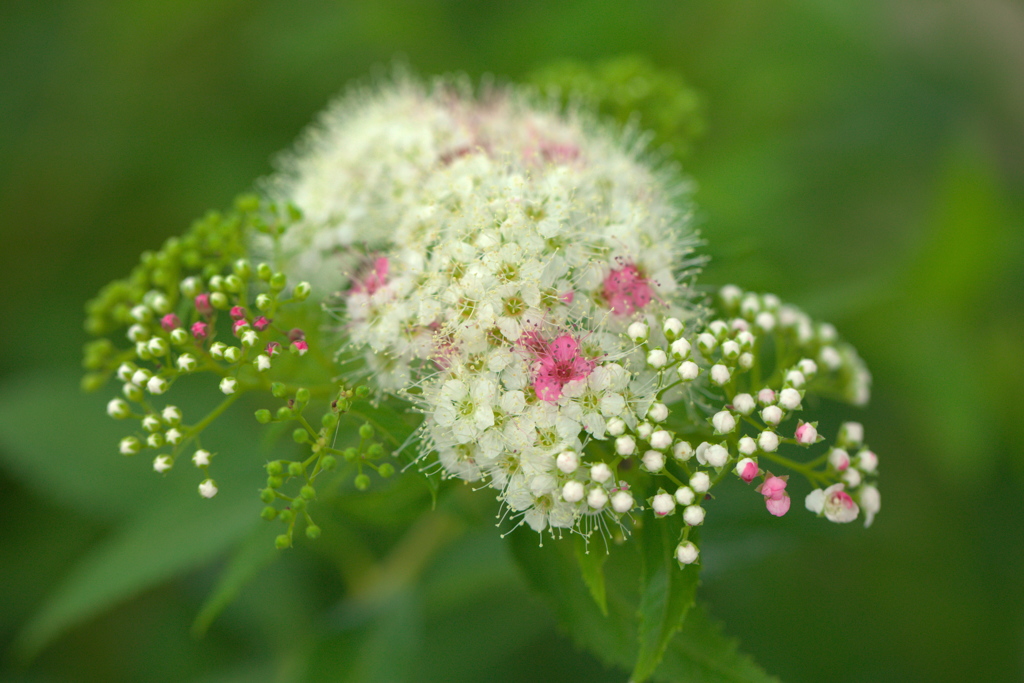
[265,341,281,356]
[532,334,594,402]
[194,294,213,316]
[560,290,575,304]
[756,473,791,517]
[288,328,305,342]
[602,264,653,315]
[229,305,247,321]
[805,483,859,523]
[191,321,208,340]
[232,319,248,336]
[253,316,271,331]
[353,256,389,295]
[292,340,309,356]
[160,313,181,331]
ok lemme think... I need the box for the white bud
[857,449,878,473]
[738,436,757,456]
[838,422,864,448]
[210,342,226,359]
[672,441,694,461]
[627,321,649,343]
[778,388,802,410]
[651,492,676,516]
[223,346,242,363]
[720,284,743,308]
[606,417,626,436]
[758,431,780,452]
[116,363,136,383]
[198,478,219,499]
[697,332,717,353]
[135,341,151,360]
[146,433,164,449]
[147,337,168,357]
[785,370,806,388]
[146,375,168,395]
[122,382,143,402]
[176,353,197,372]
[192,449,212,467]
[637,422,654,440]
[818,322,838,343]
[721,340,740,360]
[736,330,755,349]
[738,352,754,370]
[142,414,161,432]
[683,505,706,526]
[615,435,636,456]
[663,317,683,339]
[733,393,755,415]
[709,320,729,339]
[710,364,731,386]
[819,345,842,371]
[757,388,776,405]
[754,311,776,332]
[647,349,668,369]
[150,294,170,315]
[590,463,613,483]
[587,487,608,510]
[642,450,666,472]
[761,405,783,426]
[562,480,585,503]
[165,428,182,445]
[107,398,130,419]
[647,402,669,423]
[170,328,189,346]
[130,305,152,323]
[859,485,881,528]
[180,276,201,298]
[670,337,691,359]
[255,293,272,310]
[695,441,709,464]
[131,369,152,386]
[219,377,237,395]
[650,430,673,450]
[119,436,141,455]
[153,455,173,473]
[798,358,818,377]
[704,444,729,468]
[255,354,272,372]
[689,471,711,493]
[241,330,258,347]
[795,422,819,445]
[556,450,579,474]
[762,293,780,310]
[676,541,700,565]
[740,294,760,318]
[611,490,635,513]
[711,411,736,434]
[829,448,851,471]
[677,361,700,381]
[127,324,149,343]
[842,468,862,488]
[162,406,181,424]
[674,486,695,506]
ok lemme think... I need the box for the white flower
[805,483,859,523]
[672,441,694,461]
[859,485,881,528]
[198,478,219,499]
[615,435,636,456]
[590,463,613,484]
[587,487,608,510]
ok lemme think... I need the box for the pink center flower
[532,334,595,402]
[603,264,653,315]
[292,340,309,356]
[353,256,389,295]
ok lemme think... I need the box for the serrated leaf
[574,533,609,616]
[661,604,780,683]
[632,519,700,682]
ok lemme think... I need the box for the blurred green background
[2,1,1023,681]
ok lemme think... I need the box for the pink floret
[603,264,653,315]
[532,334,595,402]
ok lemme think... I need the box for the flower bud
[615,435,636,456]
[736,330,755,350]
[778,388,802,410]
[160,313,181,332]
[838,421,864,448]
[842,468,862,488]
[255,354,272,372]
[859,484,881,528]
[652,491,676,516]
[107,398,130,419]
[670,337,691,359]
[819,345,842,371]
[663,317,683,340]
[611,490,635,513]
[708,320,728,339]
[162,405,181,424]
[711,410,736,434]
[241,330,258,347]
[677,361,699,381]
[672,441,694,461]
[192,449,212,467]
[733,393,755,415]
[683,505,706,526]
[269,272,287,292]
[587,487,608,510]
[122,383,144,403]
[828,448,851,471]
[127,324,150,343]
[798,358,818,377]
[198,479,219,499]
[856,449,878,473]
[738,352,754,370]
[720,284,743,309]
[697,332,717,354]
[761,405,783,426]
[169,328,189,346]
[116,363,137,383]
[721,340,740,360]
[146,375,168,395]
[119,436,141,455]
[147,432,164,448]
[757,388,776,405]
[147,337,168,357]
[785,370,806,389]
[219,377,237,395]
[210,292,229,310]
[709,364,731,387]
[153,455,173,473]
[165,428,182,445]
[556,450,579,474]
[176,353,197,372]
[293,281,312,301]
[758,431,780,452]
[606,417,626,436]
[674,486,695,506]
[735,458,759,483]
[637,422,653,440]
[142,414,161,432]
[647,402,669,423]
[627,321,649,343]
[755,311,776,332]
[130,305,152,324]
[132,368,152,386]
[562,480,585,503]
[738,436,756,456]
[223,346,242,363]
[689,471,710,493]
[590,463,613,483]
[704,443,729,468]
[676,541,699,565]
[795,421,818,445]
[180,276,201,299]
[642,450,665,473]
[647,349,668,369]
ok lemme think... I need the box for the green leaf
[574,533,609,616]
[664,604,781,683]
[632,520,700,682]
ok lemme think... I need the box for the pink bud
[765,494,791,517]
[194,294,213,316]
[738,459,759,483]
[758,475,788,499]
[232,319,248,336]
[795,422,818,445]
[265,341,281,356]
[292,340,309,356]
[160,313,181,331]
[191,321,208,339]
[229,306,246,320]
[288,328,305,342]
[253,316,271,331]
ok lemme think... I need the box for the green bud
[354,474,371,491]
[223,346,242,363]
[261,506,277,520]
[260,488,276,503]
[295,387,310,404]
[266,461,283,476]
[300,485,316,500]
[257,263,273,281]
[291,497,306,511]
[321,455,337,471]
[210,292,229,310]
[147,432,165,448]
[355,385,369,398]
[269,272,287,292]
[180,276,202,298]
[233,259,252,279]
[278,509,294,523]
[367,443,384,458]
[305,524,321,540]
[122,382,144,403]
[276,406,292,421]
[275,534,291,550]
[130,305,153,324]
[293,281,311,301]
[378,463,395,478]
[255,293,272,311]
[135,341,152,361]
[288,461,304,477]
[271,382,286,398]
[267,476,283,489]
[81,373,106,393]
[235,193,260,213]
[359,423,374,440]
[208,275,225,292]
[343,447,358,461]
[321,412,338,429]
[169,328,189,346]
[255,409,272,424]
[335,398,349,412]
[292,429,309,444]
[147,337,168,357]
[224,274,243,293]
